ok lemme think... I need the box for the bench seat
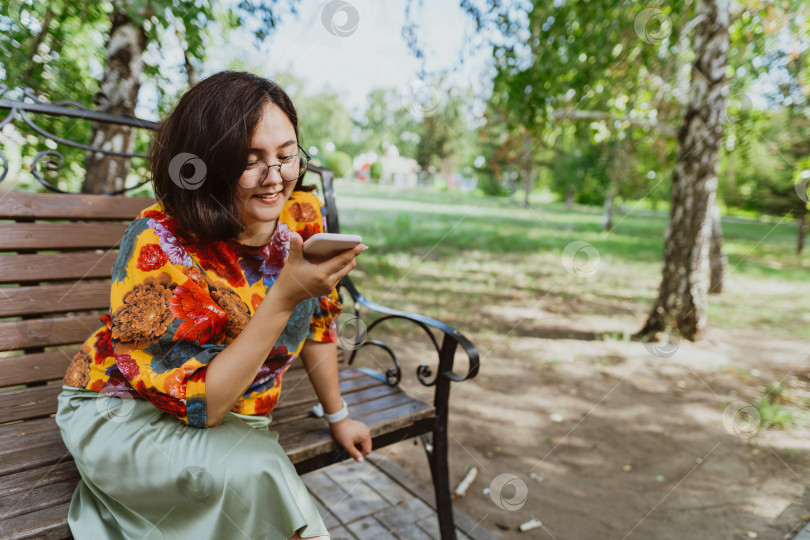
[0,363,435,539]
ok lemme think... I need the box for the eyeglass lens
[242,156,308,188]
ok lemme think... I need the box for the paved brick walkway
[302,455,496,540]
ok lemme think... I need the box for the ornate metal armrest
[338,277,480,388]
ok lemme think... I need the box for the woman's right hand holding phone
[270,231,367,309]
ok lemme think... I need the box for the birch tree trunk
[638,0,730,341]
[82,7,147,194]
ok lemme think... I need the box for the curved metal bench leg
[426,336,458,540]
[429,415,457,539]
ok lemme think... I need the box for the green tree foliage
[369,161,383,182]
[294,87,355,156]
[414,88,469,180]
[0,0,297,192]
[322,151,352,180]
[357,88,420,157]
[469,0,809,220]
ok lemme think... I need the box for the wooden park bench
[0,92,480,539]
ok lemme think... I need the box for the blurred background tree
[1,0,807,340]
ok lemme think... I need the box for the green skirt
[55,386,329,540]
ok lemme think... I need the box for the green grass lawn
[328,182,809,340]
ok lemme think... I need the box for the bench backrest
[0,193,153,424]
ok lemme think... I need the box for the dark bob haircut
[149,71,314,241]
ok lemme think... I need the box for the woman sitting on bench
[56,70,370,540]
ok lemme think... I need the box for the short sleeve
[109,215,226,428]
[308,289,342,343]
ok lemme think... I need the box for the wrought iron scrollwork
[356,340,402,386]
[30,150,64,188]
[0,85,159,194]
[339,277,480,389]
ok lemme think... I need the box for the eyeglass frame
[239,144,312,188]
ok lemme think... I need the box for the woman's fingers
[286,232,304,263]
[321,244,366,273]
[324,244,367,283]
[327,258,357,285]
[359,431,372,456]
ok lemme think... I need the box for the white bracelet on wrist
[312,399,349,423]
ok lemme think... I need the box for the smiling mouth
[253,192,281,202]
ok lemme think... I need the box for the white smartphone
[303,233,363,259]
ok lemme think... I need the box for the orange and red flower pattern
[62,191,341,428]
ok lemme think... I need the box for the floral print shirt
[63,191,341,428]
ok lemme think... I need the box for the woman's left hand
[330,418,372,462]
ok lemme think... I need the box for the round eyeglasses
[239,145,311,188]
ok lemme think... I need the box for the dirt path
[374,319,810,540]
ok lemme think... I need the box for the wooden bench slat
[280,387,430,446]
[0,501,71,540]
[0,479,77,520]
[0,314,101,352]
[0,252,118,283]
[272,382,403,428]
[283,397,434,464]
[0,461,78,499]
[0,385,62,424]
[0,222,130,250]
[275,367,379,409]
[0,350,77,387]
[276,361,358,388]
[0,282,110,317]
[0,192,153,220]
[0,417,58,441]
[0,422,68,457]
[0,439,70,477]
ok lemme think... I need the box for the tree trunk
[522,133,533,207]
[566,186,575,208]
[709,204,726,294]
[21,8,53,86]
[176,27,198,86]
[798,208,808,255]
[603,190,614,231]
[82,7,147,194]
[638,0,730,342]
